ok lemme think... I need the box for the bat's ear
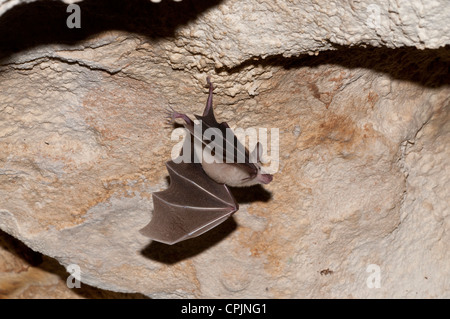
[250,142,264,163]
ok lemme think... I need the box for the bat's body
[140,78,272,244]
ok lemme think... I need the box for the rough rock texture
[0,230,148,298]
[0,0,449,298]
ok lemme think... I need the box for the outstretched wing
[140,160,238,245]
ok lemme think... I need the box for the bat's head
[241,141,273,186]
[200,141,273,187]
[253,170,273,185]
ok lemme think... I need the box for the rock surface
[0,0,449,298]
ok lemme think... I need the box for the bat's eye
[242,172,258,182]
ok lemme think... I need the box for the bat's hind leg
[203,76,214,116]
[165,106,194,126]
[172,111,193,126]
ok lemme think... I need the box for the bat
[140,77,273,244]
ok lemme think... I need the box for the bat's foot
[164,106,176,126]
[172,111,193,125]
[206,76,214,92]
[206,75,213,88]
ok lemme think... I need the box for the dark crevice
[0,229,149,298]
[216,45,450,88]
[0,0,224,57]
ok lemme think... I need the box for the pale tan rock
[0,230,147,298]
[0,0,449,298]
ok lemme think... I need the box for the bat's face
[201,160,272,187]
[198,141,273,187]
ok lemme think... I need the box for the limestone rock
[0,0,449,298]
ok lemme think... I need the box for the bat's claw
[164,118,173,127]
[164,106,175,125]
